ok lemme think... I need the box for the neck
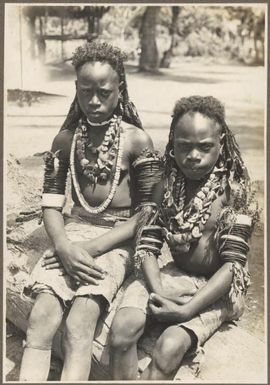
[185,175,207,202]
[185,177,204,190]
[86,117,112,127]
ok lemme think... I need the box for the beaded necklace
[70,116,124,215]
[86,117,111,127]
[162,165,227,251]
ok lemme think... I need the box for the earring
[169,149,175,158]
[119,100,124,115]
[74,99,79,115]
[218,149,225,168]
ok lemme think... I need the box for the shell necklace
[70,116,124,215]
[76,115,121,184]
[162,164,227,251]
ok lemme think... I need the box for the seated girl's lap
[117,262,246,347]
[24,220,133,307]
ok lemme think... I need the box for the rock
[5,220,266,382]
[6,154,42,227]
[5,155,266,382]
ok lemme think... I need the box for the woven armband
[42,150,69,209]
[132,149,163,209]
[217,212,252,267]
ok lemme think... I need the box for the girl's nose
[187,149,201,161]
[89,94,100,106]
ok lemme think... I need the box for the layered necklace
[70,115,124,214]
[161,164,227,252]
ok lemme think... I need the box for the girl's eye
[178,143,191,151]
[82,89,92,95]
[99,90,110,98]
[199,144,212,152]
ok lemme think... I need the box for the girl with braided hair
[20,42,162,381]
[110,96,256,380]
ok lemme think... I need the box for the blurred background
[5,4,265,179]
[5,4,266,381]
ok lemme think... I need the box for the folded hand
[42,242,106,285]
[148,293,191,323]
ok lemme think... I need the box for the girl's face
[173,112,222,180]
[76,61,120,123]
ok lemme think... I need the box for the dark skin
[42,61,153,285]
[110,112,236,381]
[142,112,234,323]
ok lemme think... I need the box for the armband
[42,193,66,208]
[217,211,252,267]
[42,150,69,209]
[216,209,252,301]
[133,204,164,276]
[132,148,163,209]
[131,149,164,275]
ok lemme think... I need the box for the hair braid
[60,41,142,132]
[163,96,249,188]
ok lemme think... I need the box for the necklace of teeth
[70,116,124,214]
[162,165,227,250]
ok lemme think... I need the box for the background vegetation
[21,5,265,70]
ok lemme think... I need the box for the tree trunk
[60,16,64,60]
[37,16,46,63]
[160,6,180,68]
[139,6,160,72]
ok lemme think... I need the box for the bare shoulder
[209,186,230,224]
[122,122,154,161]
[51,129,74,158]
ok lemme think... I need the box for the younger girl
[110,95,257,380]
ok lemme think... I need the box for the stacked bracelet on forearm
[132,148,164,274]
[42,150,69,210]
[218,213,252,267]
[136,224,164,255]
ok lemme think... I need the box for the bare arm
[74,212,140,256]
[43,208,106,283]
[141,254,163,294]
[149,262,233,323]
[43,208,68,249]
[184,262,232,318]
[41,132,105,283]
[134,179,166,295]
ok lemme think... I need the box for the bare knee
[152,327,192,376]
[64,300,100,347]
[110,308,145,352]
[26,295,63,349]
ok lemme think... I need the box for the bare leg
[61,295,104,381]
[19,293,63,381]
[110,307,146,380]
[141,326,193,380]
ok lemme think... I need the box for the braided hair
[60,41,142,132]
[164,96,249,187]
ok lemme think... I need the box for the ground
[5,57,265,381]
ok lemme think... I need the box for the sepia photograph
[4,2,267,382]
